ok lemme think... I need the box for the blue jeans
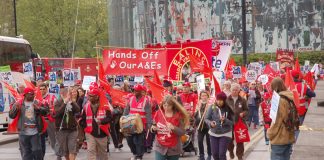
[248,105,259,125]
[271,144,292,160]
[19,134,43,160]
[155,151,179,160]
[126,132,145,159]
[210,136,231,160]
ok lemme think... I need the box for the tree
[17,0,108,58]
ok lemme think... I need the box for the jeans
[126,132,145,159]
[248,105,259,125]
[210,136,231,160]
[19,134,43,160]
[197,128,211,159]
[271,144,292,160]
[155,151,179,160]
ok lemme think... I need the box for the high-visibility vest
[129,95,148,126]
[296,82,308,116]
[84,102,110,136]
[260,101,271,123]
[43,94,56,122]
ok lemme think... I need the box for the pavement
[245,80,324,160]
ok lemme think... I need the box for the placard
[249,62,262,75]
[23,62,34,77]
[257,74,269,85]
[245,70,258,82]
[212,40,233,71]
[196,74,206,92]
[134,76,144,83]
[82,76,97,90]
[63,69,74,86]
[232,66,242,79]
[0,72,13,84]
[270,91,280,124]
[48,72,57,82]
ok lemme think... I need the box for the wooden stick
[197,105,208,131]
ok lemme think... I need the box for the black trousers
[197,128,211,158]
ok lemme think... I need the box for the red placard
[276,49,294,69]
[102,48,167,76]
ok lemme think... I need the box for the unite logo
[168,47,210,81]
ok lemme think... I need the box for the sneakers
[118,143,124,149]
[115,148,121,152]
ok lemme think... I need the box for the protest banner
[63,69,74,86]
[196,74,206,93]
[212,40,233,71]
[23,62,33,77]
[276,49,294,69]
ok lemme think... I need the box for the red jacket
[179,93,197,114]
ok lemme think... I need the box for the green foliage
[231,51,324,66]
[17,0,108,58]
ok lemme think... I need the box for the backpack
[280,95,300,131]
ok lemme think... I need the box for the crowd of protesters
[6,62,322,160]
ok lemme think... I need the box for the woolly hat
[216,92,227,101]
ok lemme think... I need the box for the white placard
[232,66,242,79]
[245,70,258,82]
[48,72,57,82]
[304,60,310,66]
[196,74,206,92]
[212,40,233,71]
[71,68,81,81]
[0,72,13,84]
[49,82,60,94]
[134,76,144,83]
[249,62,262,75]
[257,74,269,85]
[82,76,97,90]
[63,69,74,86]
[270,62,280,73]
[23,62,34,77]
[270,91,280,124]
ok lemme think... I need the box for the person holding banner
[205,92,234,160]
[226,83,248,160]
[267,77,296,160]
[194,91,212,160]
[151,95,189,160]
[123,84,152,160]
[9,87,49,160]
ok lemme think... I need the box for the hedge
[231,51,324,66]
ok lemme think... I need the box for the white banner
[71,68,81,81]
[212,40,233,71]
[23,62,34,77]
[63,69,74,86]
[249,62,262,75]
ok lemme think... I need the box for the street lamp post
[13,0,17,36]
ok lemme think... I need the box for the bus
[0,36,36,72]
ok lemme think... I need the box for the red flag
[263,64,277,76]
[284,70,300,108]
[98,61,108,83]
[99,79,111,92]
[153,70,162,85]
[224,58,236,79]
[145,78,169,103]
[294,58,301,73]
[211,71,221,97]
[188,53,206,73]
[304,71,315,91]
[23,79,35,89]
[109,88,128,107]
[2,82,22,101]
[214,43,221,56]
[99,90,110,110]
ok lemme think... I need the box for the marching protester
[39,83,58,153]
[9,87,49,160]
[151,95,189,160]
[291,70,316,125]
[194,91,212,160]
[226,83,248,160]
[179,82,197,115]
[247,82,261,129]
[267,77,297,160]
[259,92,272,145]
[205,92,234,160]
[54,87,80,160]
[222,81,232,97]
[123,84,152,160]
[79,86,112,160]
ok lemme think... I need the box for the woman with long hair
[205,92,234,160]
[151,95,189,160]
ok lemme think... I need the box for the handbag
[234,117,250,143]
